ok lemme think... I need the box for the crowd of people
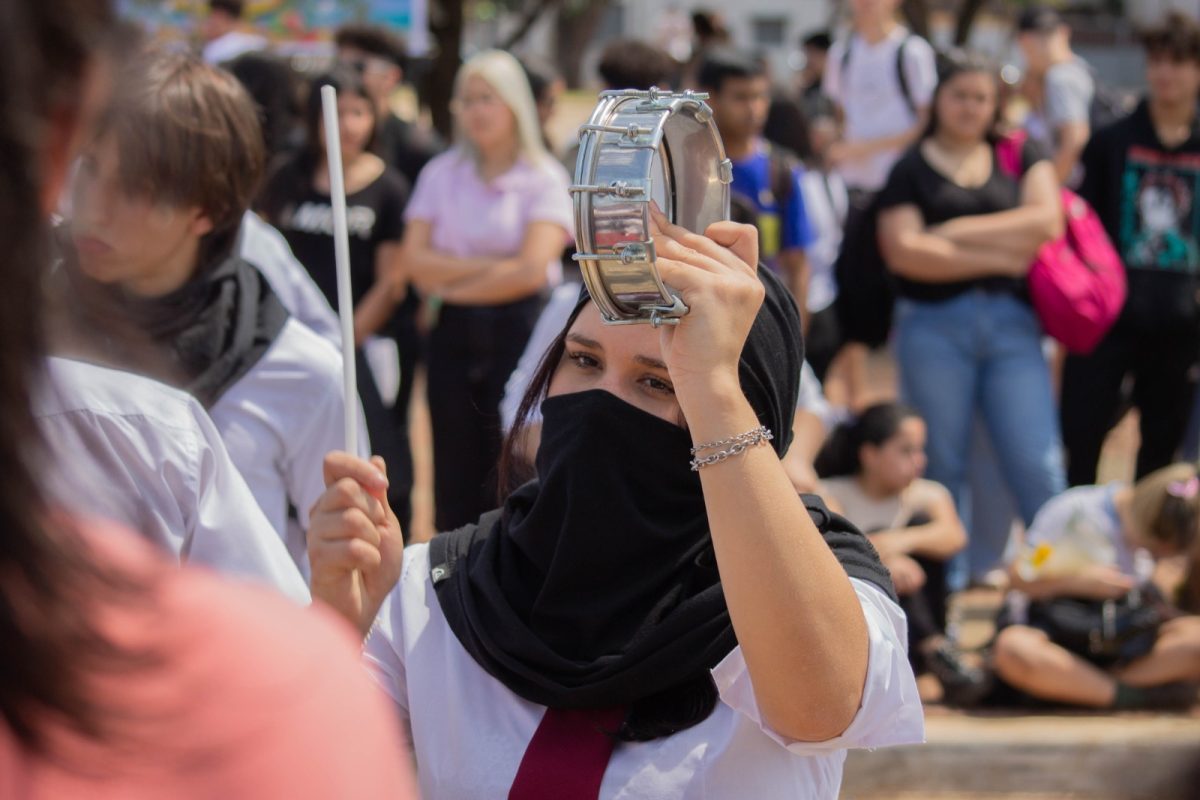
[4,0,1200,796]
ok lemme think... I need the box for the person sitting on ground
[992,463,1200,710]
[52,48,367,576]
[816,402,987,704]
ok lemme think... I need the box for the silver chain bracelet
[689,426,774,471]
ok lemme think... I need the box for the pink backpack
[996,132,1126,354]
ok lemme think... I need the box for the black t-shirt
[1079,100,1200,329]
[258,154,409,310]
[376,114,443,191]
[877,138,1047,303]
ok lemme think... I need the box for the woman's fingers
[311,476,387,527]
[323,450,389,493]
[704,221,760,275]
[650,204,758,276]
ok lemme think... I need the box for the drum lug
[579,123,654,143]
[718,159,734,184]
[572,240,656,265]
[568,180,649,199]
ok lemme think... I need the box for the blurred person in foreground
[0,1,415,795]
[54,50,367,576]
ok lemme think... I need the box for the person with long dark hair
[257,65,414,531]
[308,209,923,797]
[876,52,1067,581]
[1,1,414,793]
[816,403,988,705]
[400,49,573,532]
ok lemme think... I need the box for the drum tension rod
[567,181,647,199]
[579,123,653,141]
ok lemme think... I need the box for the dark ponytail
[815,402,921,479]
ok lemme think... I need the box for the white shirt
[240,211,341,347]
[35,357,310,604]
[365,544,924,800]
[798,169,849,314]
[823,27,937,191]
[202,30,267,65]
[210,318,370,577]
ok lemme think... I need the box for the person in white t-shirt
[35,357,310,604]
[52,50,367,578]
[822,0,937,195]
[309,213,923,799]
[994,463,1200,710]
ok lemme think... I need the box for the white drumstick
[321,84,358,455]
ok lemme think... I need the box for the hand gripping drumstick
[320,85,359,456]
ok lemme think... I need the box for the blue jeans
[895,291,1066,553]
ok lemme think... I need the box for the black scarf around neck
[431,268,894,712]
[55,241,289,409]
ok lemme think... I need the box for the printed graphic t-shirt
[1079,100,1200,327]
[729,142,815,270]
[258,157,409,309]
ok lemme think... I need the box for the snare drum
[571,88,732,326]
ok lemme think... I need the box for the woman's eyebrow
[566,333,602,349]
[634,355,669,371]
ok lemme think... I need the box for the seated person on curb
[817,402,988,705]
[50,48,367,577]
[992,463,1200,710]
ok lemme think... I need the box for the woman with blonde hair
[402,49,573,530]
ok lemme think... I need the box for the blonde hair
[452,49,549,166]
[1130,462,1200,553]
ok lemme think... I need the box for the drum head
[571,89,731,326]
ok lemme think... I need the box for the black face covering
[431,267,894,716]
[53,236,289,409]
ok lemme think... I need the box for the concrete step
[840,710,1200,799]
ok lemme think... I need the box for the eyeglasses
[451,93,504,112]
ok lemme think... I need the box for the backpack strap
[841,33,918,117]
[766,143,795,208]
[895,35,916,117]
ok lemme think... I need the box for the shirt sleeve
[1044,64,1094,129]
[901,36,938,109]
[875,154,918,211]
[821,40,845,106]
[526,159,575,241]
[185,398,312,605]
[1023,492,1075,550]
[374,170,409,244]
[782,165,816,251]
[711,578,925,755]
[362,558,418,749]
[404,152,446,223]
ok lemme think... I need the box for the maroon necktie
[507,706,628,800]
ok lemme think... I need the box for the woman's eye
[642,375,675,395]
[566,351,599,370]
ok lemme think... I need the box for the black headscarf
[53,235,289,409]
[431,267,893,721]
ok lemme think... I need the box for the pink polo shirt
[405,148,574,277]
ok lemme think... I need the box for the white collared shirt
[209,318,370,578]
[240,211,341,348]
[35,357,310,604]
[365,543,924,800]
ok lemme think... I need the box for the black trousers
[1060,315,1200,486]
[355,348,411,535]
[898,555,949,670]
[386,292,423,535]
[805,305,842,383]
[428,296,542,532]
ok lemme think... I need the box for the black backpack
[832,191,895,349]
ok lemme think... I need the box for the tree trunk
[501,0,564,50]
[953,0,988,46]
[427,0,464,140]
[554,0,613,88]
